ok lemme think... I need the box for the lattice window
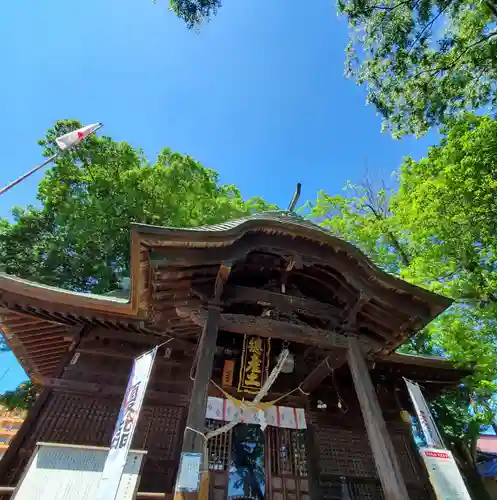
[206,418,231,471]
[268,427,308,477]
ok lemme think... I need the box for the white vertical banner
[95,347,157,500]
[405,378,444,448]
[420,448,472,500]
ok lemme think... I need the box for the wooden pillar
[174,304,221,500]
[347,337,410,500]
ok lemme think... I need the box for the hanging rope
[205,348,290,440]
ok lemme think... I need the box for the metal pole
[0,123,103,197]
[0,153,58,196]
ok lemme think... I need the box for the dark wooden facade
[0,212,466,499]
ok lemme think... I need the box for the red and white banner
[95,347,157,500]
[420,448,471,499]
[405,378,444,448]
[55,123,102,150]
[205,396,306,430]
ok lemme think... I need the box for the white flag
[405,378,444,448]
[55,123,102,150]
[95,347,157,500]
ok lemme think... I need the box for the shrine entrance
[207,420,310,500]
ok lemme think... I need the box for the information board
[12,442,145,500]
[420,448,471,500]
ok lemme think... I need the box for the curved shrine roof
[0,211,455,381]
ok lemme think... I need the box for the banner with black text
[95,347,157,500]
[405,378,444,448]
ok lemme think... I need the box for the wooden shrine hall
[0,211,467,500]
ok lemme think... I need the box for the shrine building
[0,211,468,499]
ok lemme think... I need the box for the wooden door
[206,419,231,500]
[206,420,310,500]
[266,427,310,500]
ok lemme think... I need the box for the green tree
[0,120,276,294]
[166,0,497,138]
[339,0,497,137]
[393,113,497,307]
[168,0,221,28]
[0,381,38,410]
[307,113,497,497]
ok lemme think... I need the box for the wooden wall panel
[308,411,433,500]
[0,391,186,494]
[0,326,192,494]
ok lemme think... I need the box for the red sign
[424,451,450,459]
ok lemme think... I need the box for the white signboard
[175,452,202,493]
[420,448,471,500]
[12,442,145,500]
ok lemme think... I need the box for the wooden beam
[342,292,369,329]
[11,323,68,335]
[86,327,197,352]
[300,350,347,394]
[19,335,68,345]
[38,376,191,400]
[184,309,378,350]
[347,337,410,500]
[225,285,341,321]
[174,262,229,499]
[174,306,220,500]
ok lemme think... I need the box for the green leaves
[0,120,276,294]
[168,0,221,28]
[340,0,497,136]
[307,113,497,457]
[0,381,37,410]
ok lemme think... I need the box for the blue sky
[0,0,438,391]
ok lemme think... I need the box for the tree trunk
[460,463,491,500]
[452,442,491,500]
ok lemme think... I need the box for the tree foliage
[0,381,38,410]
[307,113,497,488]
[0,120,276,294]
[168,0,220,28]
[339,0,497,137]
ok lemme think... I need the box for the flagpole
[0,154,58,196]
[0,123,104,197]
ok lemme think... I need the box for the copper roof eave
[131,216,452,314]
[385,352,471,373]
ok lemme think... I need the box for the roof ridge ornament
[287,182,302,212]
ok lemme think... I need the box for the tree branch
[414,30,497,80]
[359,0,413,14]
[485,0,497,19]
[407,0,454,55]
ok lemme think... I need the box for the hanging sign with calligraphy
[238,335,270,394]
[222,359,235,388]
